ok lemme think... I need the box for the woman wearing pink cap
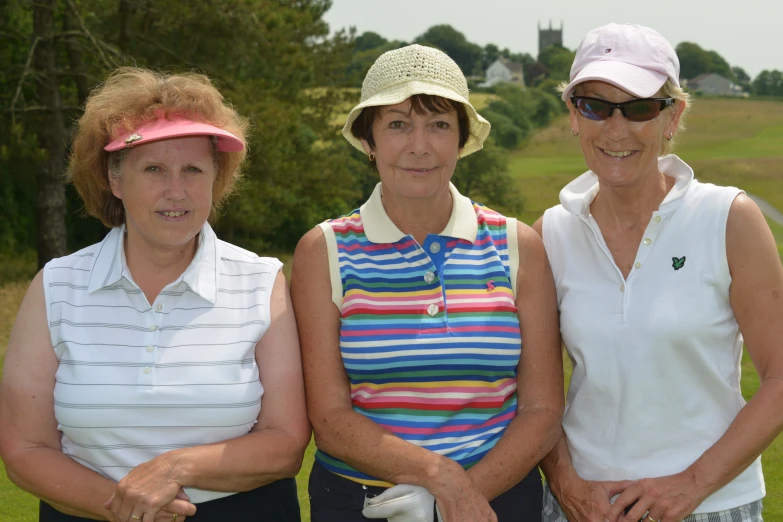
[0,68,310,522]
[536,23,782,522]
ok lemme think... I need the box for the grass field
[0,97,781,521]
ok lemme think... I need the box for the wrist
[548,463,580,500]
[684,460,716,500]
[165,449,193,487]
[422,456,465,497]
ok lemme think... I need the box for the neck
[591,169,675,231]
[381,183,453,245]
[124,227,199,303]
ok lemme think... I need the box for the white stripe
[341,345,520,357]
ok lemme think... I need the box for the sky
[323,0,781,79]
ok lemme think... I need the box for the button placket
[420,236,447,324]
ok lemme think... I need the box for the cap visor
[562,61,667,101]
[104,120,244,152]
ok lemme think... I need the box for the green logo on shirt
[672,256,686,270]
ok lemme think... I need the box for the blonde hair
[558,79,691,156]
[69,67,249,228]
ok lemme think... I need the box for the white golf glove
[362,484,444,522]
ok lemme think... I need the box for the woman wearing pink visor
[536,23,782,522]
[0,68,310,522]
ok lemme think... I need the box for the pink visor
[104,117,244,152]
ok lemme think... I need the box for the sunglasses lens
[576,98,609,121]
[624,101,661,122]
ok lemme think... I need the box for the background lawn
[1,97,781,521]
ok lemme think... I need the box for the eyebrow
[384,108,412,116]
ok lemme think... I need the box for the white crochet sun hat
[342,44,491,158]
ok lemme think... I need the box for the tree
[452,140,521,214]
[732,66,751,91]
[537,45,575,83]
[676,42,735,81]
[414,24,483,76]
[752,70,783,97]
[355,31,387,52]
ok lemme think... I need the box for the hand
[553,472,632,522]
[607,471,707,522]
[103,455,197,522]
[426,460,496,522]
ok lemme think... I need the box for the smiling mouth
[157,210,188,218]
[402,167,437,173]
[599,148,637,158]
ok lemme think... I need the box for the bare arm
[466,222,564,500]
[610,194,783,521]
[108,271,311,520]
[291,227,495,522]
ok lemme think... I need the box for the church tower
[538,20,563,57]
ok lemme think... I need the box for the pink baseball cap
[104,116,245,152]
[561,23,680,102]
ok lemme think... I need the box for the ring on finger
[172,514,178,521]
[130,515,141,521]
[646,516,658,522]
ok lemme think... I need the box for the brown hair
[69,67,249,228]
[350,94,470,152]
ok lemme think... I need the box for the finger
[103,494,115,511]
[624,497,653,522]
[163,500,197,517]
[603,480,635,497]
[606,486,643,521]
[175,489,190,501]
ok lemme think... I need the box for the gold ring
[172,514,178,521]
[646,516,657,522]
[131,516,141,521]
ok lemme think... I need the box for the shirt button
[155,304,163,312]
[146,345,154,353]
[424,271,435,284]
[643,238,652,245]
[429,242,441,254]
[427,303,439,317]
[148,325,157,332]
[620,284,625,292]
[143,366,152,374]
[635,262,642,269]
[654,216,662,223]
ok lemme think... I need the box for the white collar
[360,182,478,244]
[560,154,695,217]
[88,222,219,304]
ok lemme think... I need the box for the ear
[360,139,374,156]
[664,99,687,139]
[109,173,122,200]
[568,102,580,136]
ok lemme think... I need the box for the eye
[184,165,203,173]
[434,121,451,130]
[144,165,161,173]
[389,120,405,129]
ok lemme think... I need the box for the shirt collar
[360,182,478,244]
[88,222,219,304]
[559,154,695,217]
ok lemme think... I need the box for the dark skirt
[308,460,542,522]
[39,478,301,522]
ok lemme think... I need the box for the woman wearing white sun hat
[535,23,783,522]
[291,44,564,522]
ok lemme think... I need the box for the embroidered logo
[486,280,495,291]
[672,256,686,270]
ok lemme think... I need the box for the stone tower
[538,20,563,57]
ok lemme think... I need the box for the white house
[686,73,746,97]
[479,57,525,88]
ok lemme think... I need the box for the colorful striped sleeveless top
[316,182,522,486]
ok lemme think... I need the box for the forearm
[169,427,308,492]
[4,445,115,520]
[689,379,783,496]
[468,407,562,500]
[539,430,579,498]
[314,408,460,491]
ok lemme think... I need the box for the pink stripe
[352,381,516,397]
[385,411,516,435]
[340,325,519,337]
[344,293,440,304]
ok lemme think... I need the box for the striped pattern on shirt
[315,188,522,486]
[43,224,282,503]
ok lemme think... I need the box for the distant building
[686,73,746,97]
[479,57,525,88]
[539,21,563,56]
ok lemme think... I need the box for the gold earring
[368,152,375,162]
[667,132,674,141]
[571,129,579,137]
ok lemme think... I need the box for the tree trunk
[33,0,69,268]
[63,10,89,106]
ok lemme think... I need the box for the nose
[603,108,630,141]
[164,171,186,200]
[407,124,429,156]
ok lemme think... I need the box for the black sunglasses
[570,96,675,122]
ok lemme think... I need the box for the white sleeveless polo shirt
[43,224,282,503]
[542,155,765,513]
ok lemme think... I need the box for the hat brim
[561,60,668,102]
[342,80,491,159]
[105,119,245,152]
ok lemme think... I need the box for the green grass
[1,97,782,521]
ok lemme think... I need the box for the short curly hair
[69,67,249,228]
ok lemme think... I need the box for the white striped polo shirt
[43,223,282,503]
[542,155,765,512]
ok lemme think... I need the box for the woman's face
[110,136,215,250]
[362,98,461,200]
[570,81,684,188]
